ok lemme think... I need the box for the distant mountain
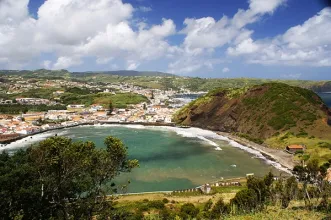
[0,69,175,78]
[72,70,175,77]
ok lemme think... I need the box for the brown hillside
[174,83,331,142]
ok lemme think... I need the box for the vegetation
[60,92,148,108]
[1,69,330,92]
[174,83,331,162]
[0,136,138,219]
[1,134,331,219]
[0,104,66,114]
[110,169,331,220]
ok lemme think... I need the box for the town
[0,75,203,143]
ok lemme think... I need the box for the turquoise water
[1,125,285,193]
[56,125,281,193]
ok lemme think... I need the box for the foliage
[210,197,230,219]
[179,203,199,219]
[61,92,148,108]
[236,133,264,144]
[0,104,66,114]
[0,136,138,219]
[231,188,259,214]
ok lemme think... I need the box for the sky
[0,0,331,80]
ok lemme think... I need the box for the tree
[231,188,258,214]
[109,100,114,113]
[0,136,139,219]
[179,203,199,219]
[246,176,268,210]
[210,197,230,219]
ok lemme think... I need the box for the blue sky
[0,0,330,80]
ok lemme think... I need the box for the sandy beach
[217,132,296,171]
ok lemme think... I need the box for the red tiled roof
[287,145,304,149]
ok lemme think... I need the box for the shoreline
[0,121,176,145]
[0,122,294,174]
[217,132,295,171]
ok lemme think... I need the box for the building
[201,184,211,194]
[286,144,305,154]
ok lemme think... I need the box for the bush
[162,198,169,204]
[230,189,259,214]
[203,199,213,211]
[148,200,165,209]
[210,198,230,219]
[180,203,199,219]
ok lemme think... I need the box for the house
[67,104,85,109]
[201,184,211,194]
[286,144,305,154]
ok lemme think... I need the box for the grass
[211,186,244,194]
[115,195,329,220]
[60,92,148,108]
[266,132,331,164]
[225,206,328,220]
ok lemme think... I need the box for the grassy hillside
[60,92,148,108]
[174,83,331,162]
[1,69,330,92]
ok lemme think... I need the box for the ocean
[2,125,286,193]
[319,92,331,108]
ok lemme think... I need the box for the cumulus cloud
[53,56,82,70]
[127,60,140,70]
[227,8,331,66]
[139,6,152,12]
[222,67,230,73]
[0,0,175,69]
[0,0,330,74]
[42,60,52,69]
[96,57,113,65]
[170,0,286,73]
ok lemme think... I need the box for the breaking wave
[0,124,291,174]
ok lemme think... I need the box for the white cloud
[0,0,29,24]
[0,0,175,69]
[127,60,140,70]
[227,38,259,55]
[227,8,331,67]
[1,0,330,74]
[42,60,52,69]
[222,67,230,73]
[170,0,286,73]
[139,6,152,12]
[96,57,113,65]
[53,56,82,70]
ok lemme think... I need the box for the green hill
[174,83,331,160]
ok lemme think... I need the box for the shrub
[148,200,165,209]
[180,203,199,219]
[210,198,230,219]
[230,189,259,214]
[162,198,169,204]
[203,199,213,211]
